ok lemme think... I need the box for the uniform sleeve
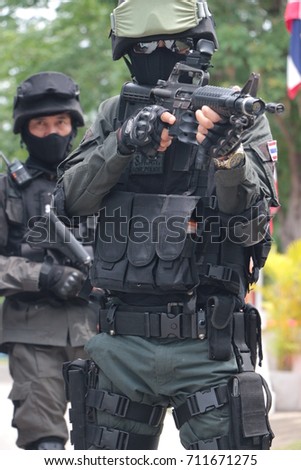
[0,255,42,296]
[214,114,279,215]
[56,96,133,217]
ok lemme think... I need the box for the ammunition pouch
[205,295,263,370]
[236,304,263,369]
[91,191,200,294]
[63,358,166,450]
[228,372,274,449]
[206,295,235,361]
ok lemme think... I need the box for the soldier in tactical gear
[0,71,98,450]
[55,1,278,450]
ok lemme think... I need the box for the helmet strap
[123,55,135,80]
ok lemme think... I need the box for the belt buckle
[160,311,183,338]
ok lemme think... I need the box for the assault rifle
[119,39,284,147]
[24,205,92,275]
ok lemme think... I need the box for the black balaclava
[21,126,75,170]
[128,47,185,85]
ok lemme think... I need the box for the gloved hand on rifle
[196,105,249,164]
[117,105,176,157]
[39,259,85,300]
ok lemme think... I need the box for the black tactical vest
[0,169,54,257]
[90,135,259,306]
[0,167,96,260]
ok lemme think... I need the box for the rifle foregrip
[191,85,265,117]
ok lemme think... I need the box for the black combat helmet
[110,0,219,60]
[13,71,85,134]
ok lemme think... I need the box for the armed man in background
[0,72,98,450]
[55,0,279,450]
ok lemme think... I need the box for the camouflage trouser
[8,343,88,449]
[85,333,238,449]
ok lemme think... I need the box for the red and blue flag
[285,0,301,99]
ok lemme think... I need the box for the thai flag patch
[267,140,278,162]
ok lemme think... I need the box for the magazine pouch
[92,191,200,294]
[228,372,274,449]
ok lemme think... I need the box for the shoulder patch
[257,140,278,162]
[267,140,278,162]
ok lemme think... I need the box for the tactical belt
[99,303,206,339]
[86,424,159,450]
[86,388,166,427]
[173,384,229,429]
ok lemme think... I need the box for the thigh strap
[86,388,166,427]
[86,424,159,450]
[173,384,229,429]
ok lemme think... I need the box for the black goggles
[132,38,193,55]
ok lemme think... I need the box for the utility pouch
[244,303,263,368]
[63,358,99,450]
[228,372,274,450]
[207,295,235,361]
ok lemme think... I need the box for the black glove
[202,116,253,158]
[117,105,167,157]
[39,261,85,300]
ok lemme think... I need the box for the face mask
[128,47,184,86]
[22,128,74,166]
